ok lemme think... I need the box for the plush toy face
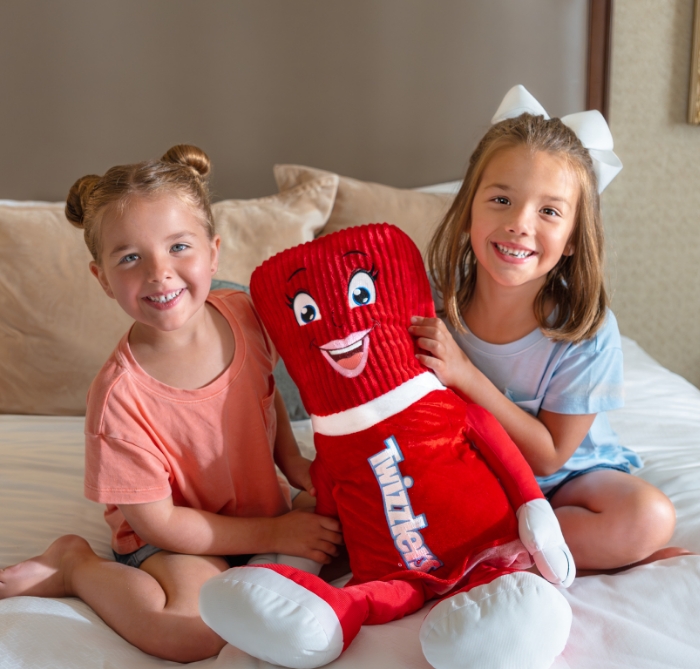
[250,224,435,416]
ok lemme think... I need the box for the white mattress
[1,336,699,668]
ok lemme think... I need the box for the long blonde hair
[427,113,607,344]
[65,144,214,263]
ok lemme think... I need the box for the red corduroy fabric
[250,223,433,416]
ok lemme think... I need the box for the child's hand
[270,508,343,564]
[409,316,473,391]
[283,454,316,497]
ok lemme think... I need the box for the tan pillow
[213,174,338,285]
[0,202,133,416]
[0,176,338,415]
[273,164,453,257]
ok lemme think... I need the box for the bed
[2,338,700,668]
[1,169,700,669]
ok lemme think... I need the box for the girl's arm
[410,316,594,476]
[271,387,316,496]
[117,388,343,562]
[118,497,342,564]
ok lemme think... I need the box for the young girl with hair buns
[0,145,342,661]
[410,86,686,573]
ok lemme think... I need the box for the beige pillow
[0,202,133,416]
[213,174,338,285]
[0,176,338,415]
[273,164,453,257]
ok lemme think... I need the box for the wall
[605,0,700,386]
[0,0,587,201]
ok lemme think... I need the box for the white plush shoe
[419,571,572,669]
[199,566,343,669]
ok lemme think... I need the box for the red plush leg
[261,565,428,649]
[351,578,429,625]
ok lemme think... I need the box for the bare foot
[0,535,94,598]
[577,546,694,577]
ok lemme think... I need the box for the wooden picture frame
[689,0,700,124]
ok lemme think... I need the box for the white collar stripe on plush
[311,372,446,437]
[491,85,622,193]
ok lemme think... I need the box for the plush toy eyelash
[367,264,379,281]
[284,266,379,309]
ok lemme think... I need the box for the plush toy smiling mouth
[319,328,372,378]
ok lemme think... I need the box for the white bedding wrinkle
[0,415,111,565]
[1,336,700,669]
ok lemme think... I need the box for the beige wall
[605,0,700,387]
[0,0,587,202]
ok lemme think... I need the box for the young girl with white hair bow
[411,85,686,573]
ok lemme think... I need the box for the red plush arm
[309,456,339,519]
[462,402,544,509]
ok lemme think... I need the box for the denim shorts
[545,462,632,502]
[113,544,253,569]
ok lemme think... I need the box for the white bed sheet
[1,336,699,669]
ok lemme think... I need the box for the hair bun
[65,174,101,229]
[161,144,211,179]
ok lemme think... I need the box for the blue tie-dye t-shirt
[435,300,641,493]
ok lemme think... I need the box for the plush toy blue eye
[292,292,321,326]
[348,270,376,308]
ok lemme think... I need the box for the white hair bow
[491,85,622,193]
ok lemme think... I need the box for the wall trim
[587,0,613,118]
[688,0,700,124]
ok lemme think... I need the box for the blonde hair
[65,144,214,263]
[427,113,607,344]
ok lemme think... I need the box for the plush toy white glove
[517,498,575,587]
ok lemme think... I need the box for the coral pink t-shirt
[84,290,291,554]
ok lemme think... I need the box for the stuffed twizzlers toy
[200,223,575,669]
